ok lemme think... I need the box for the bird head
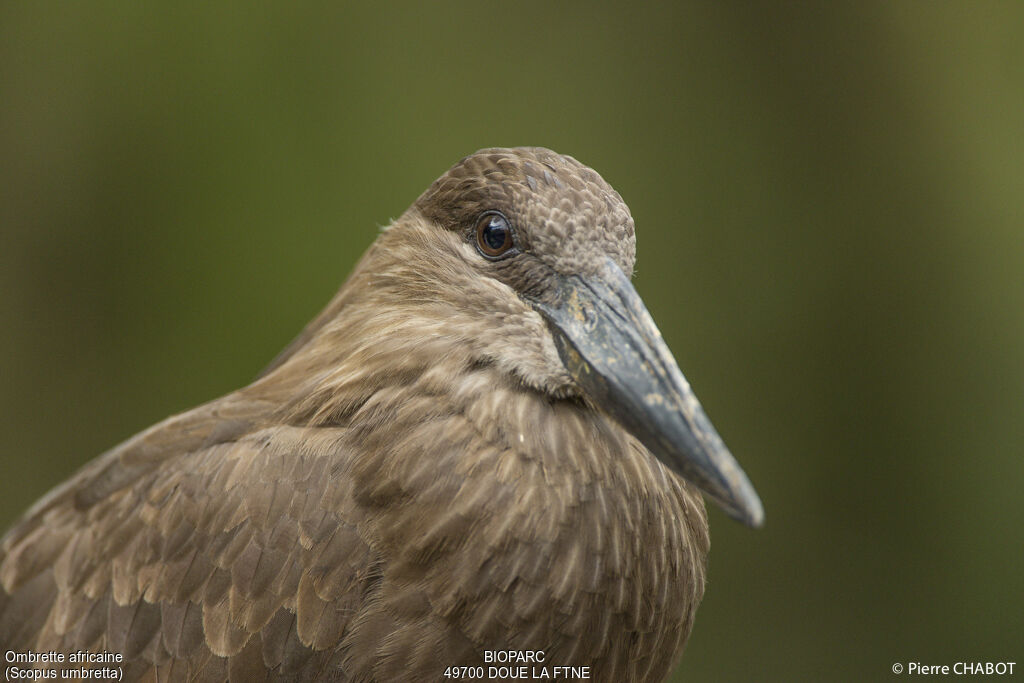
[300,147,763,527]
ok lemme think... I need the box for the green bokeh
[2,3,1021,680]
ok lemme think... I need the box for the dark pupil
[483,217,508,251]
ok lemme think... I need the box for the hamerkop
[0,147,762,681]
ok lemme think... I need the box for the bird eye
[475,212,515,258]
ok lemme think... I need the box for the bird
[0,147,762,682]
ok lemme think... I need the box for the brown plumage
[0,147,762,681]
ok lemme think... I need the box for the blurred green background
[2,3,1022,680]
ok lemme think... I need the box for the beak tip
[730,485,765,529]
[742,500,765,529]
[711,462,764,528]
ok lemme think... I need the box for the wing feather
[1,367,707,681]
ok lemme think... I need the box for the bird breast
[313,357,710,680]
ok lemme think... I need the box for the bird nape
[0,147,762,682]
